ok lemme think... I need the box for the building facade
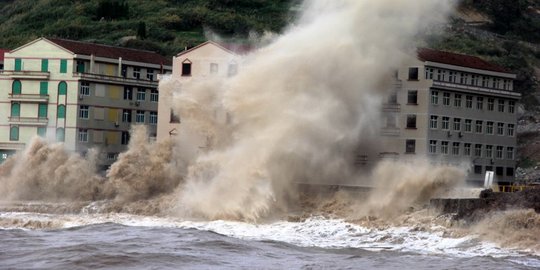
[0,38,172,168]
[376,48,520,185]
[157,41,240,143]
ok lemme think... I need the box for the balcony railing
[0,70,50,80]
[382,103,401,112]
[73,72,159,87]
[8,93,49,102]
[8,116,48,126]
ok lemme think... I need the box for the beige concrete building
[0,38,172,168]
[157,41,240,143]
[373,48,520,185]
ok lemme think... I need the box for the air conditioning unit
[79,94,84,100]
[135,101,140,106]
[447,131,452,137]
[114,121,119,127]
[458,132,463,138]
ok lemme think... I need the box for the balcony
[0,142,25,150]
[432,80,521,98]
[382,103,401,112]
[73,72,159,88]
[8,93,49,103]
[8,116,48,126]
[0,70,50,80]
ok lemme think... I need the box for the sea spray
[169,0,456,220]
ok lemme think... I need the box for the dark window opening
[170,109,180,123]
[182,62,192,76]
[406,115,416,129]
[407,90,418,105]
[405,139,415,154]
[474,165,482,174]
[121,131,130,145]
[408,67,419,80]
[123,86,133,100]
[496,166,504,176]
[506,167,514,177]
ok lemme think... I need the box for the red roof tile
[417,48,509,73]
[0,49,8,61]
[48,38,172,66]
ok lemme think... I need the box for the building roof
[0,49,8,61]
[176,40,254,57]
[417,48,509,73]
[47,38,172,66]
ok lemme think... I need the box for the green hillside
[0,0,297,56]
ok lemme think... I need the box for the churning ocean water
[1,211,539,270]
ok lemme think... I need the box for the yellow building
[0,38,172,168]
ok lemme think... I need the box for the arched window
[56,128,65,142]
[12,80,21,95]
[9,126,19,141]
[182,59,192,76]
[10,103,20,117]
[58,81,67,95]
[57,105,66,119]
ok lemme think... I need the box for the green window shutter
[40,81,48,95]
[37,127,47,137]
[41,59,48,72]
[56,128,65,142]
[58,81,67,95]
[12,80,21,94]
[14,58,22,71]
[60,59,67,73]
[38,104,48,118]
[10,126,19,141]
[11,103,20,117]
[57,105,66,119]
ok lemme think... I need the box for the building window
[41,59,48,72]
[429,140,437,153]
[508,101,515,113]
[464,119,472,132]
[79,105,89,119]
[498,99,505,112]
[147,69,154,81]
[405,139,416,154]
[460,73,468,84]
[182,60,192,76]
[507,167,514,177]
[407,90,418,105]
[210,63,218,74]
[507,124,515,136]
[485,145,493,158]
[56,128,65,142]
[430,115,438,129]
[443,92,450,106]
[453,118,461,131]
[503,80,510,90]
[464,143,471,156]
[425,67,434,79]
[481,76,488,88]
[133,67,141,79]
[454,94,461,107]
[136,89,146,101]
[387,92,397,104]
[38,103,47,118]
[12,80,22,95]
[149,111,157,125]
[76,60,85,73]
[476,97,483,110]
[60,59,67,73]
[121,131,130,145]
[487,98,494,111]
[122,109,132,123]
[57,105,66,119]
[136,110,145,123]
[496,167,504,176]
[497,123,504,135]
[170,109,180,123]
[80,82,90,96]
[493,78,500,89]
[475,120,483,133]
[475,144,482,157]
[465,95,473,108]
[431,91,439,105]
[121,65,127,77]
[386,114,397,128]
[506,147,514,160]
[14,58,22,71]
[78,129,88,142]
[449,71,456,83]
[37,127,47,137]
[9,126,19,141]
[406,115,416,129]
[496,146,503,159]
[107,153,118,161]
[228,63,238,77]
[452,142,460,155]
[58,81,67,95]
[124,86,133,100]
[486,121,494,134]
[471,75,478,86]
[441,141,449,155]
[408,67,419,80]
[442,117,449,130]
[474,165,483,174]
[436,69,445,81]
[150,89,158,102]
[11,103,20,117]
